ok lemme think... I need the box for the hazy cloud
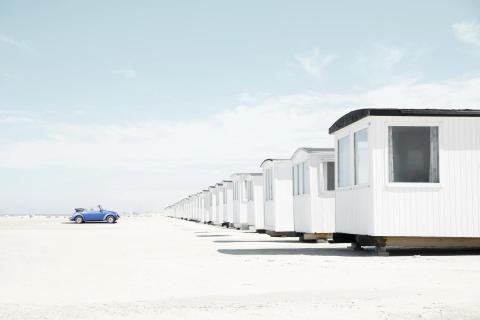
[0,34,32,51]
[1,76,479,171]
[295,48,336,77]
[453,21,480,47]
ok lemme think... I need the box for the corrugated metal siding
[372,116,480,237]
[253,178,265,229]
[293,195,311,232]
[274,162,295,232]
[334,117,373,235]
[311,158,335,233]
[334,116,480,237]
[292,151,313,233]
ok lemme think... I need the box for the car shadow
[217,247,480,257]
[214,240,300,244]
[61,221,113,224]
[218,248,371,257]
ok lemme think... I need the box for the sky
[1,0,480,214]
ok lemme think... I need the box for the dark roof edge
[260,158,290,167]
[329,108,480,134]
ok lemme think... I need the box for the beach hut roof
[260,158,290,167]
[329,108,480,134]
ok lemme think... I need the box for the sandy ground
[1,215,480,319]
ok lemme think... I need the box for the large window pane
[388,126,439,183]
[299,164,304,194]
[304,162,310,194]
[326,162,335,191]
[293,165,296,195]
[354,129,369,185]
[269,169,274,200]
[338,136,351,187]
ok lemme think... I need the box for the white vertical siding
[334,117,374,235]
[232,175,248,226]
[335,115,480,237]
[273,161,295,232]
[223,183,234,223]
[215,187,224,224]
[262,160,294,232]
[253,176,265,230]
[311,156,336,233]
[262,162,276,230]
[373,116,480,237]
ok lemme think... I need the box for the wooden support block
[302,233,333,241]
[384,236,480,248]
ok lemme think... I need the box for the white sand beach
[0,215,479,319]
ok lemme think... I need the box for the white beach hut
[189,196,194,221]
[329,108,480,254]
[214,183,224,225]
[245,173,265,232]
[260,159,295,236]
[193,192,202,222]
[291,148,335,241]
[207,186,217,224]
[221,180,234,227]
[231,173,252,230]
[202,189,212,224]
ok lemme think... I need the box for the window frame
[319,160,335,194]
[336,133,352,190]
[384,121,442,189]
[292,165,298,196]
[299,163,304,195]
[242,180,248,202]
[354,127,369,187]
[265,167,274,201]
[303,161,310,195]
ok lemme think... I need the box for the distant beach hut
[201,189,211,224]
[291,148,335,241]
[221,180,234,227]
[214,183,224,225]
[207,186,217,224]
[245,173,265,232]
[230,173,252,230]
[200,190,210,223]
[329,108,480,254]
[193,192,202,222]
[260,159,296,236]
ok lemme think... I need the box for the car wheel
[106,215,115,224]
[75,216,84,224]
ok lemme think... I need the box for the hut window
[298,163,304,195]
[265,168,274,200]
[303,162,310,194]
[354,128,369,185]
[292,165,298,195]
[338,136,351,187]
[388,126,439,183]
[322,161,335,191]
[293,163,309,195]
[247,181,254,201]
[242,180,248,202]
[233,182,238,200]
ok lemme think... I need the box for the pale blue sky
[1,1,479,213]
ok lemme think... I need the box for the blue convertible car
[70,205,120,224]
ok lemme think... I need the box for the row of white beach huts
[165,108,480,255]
